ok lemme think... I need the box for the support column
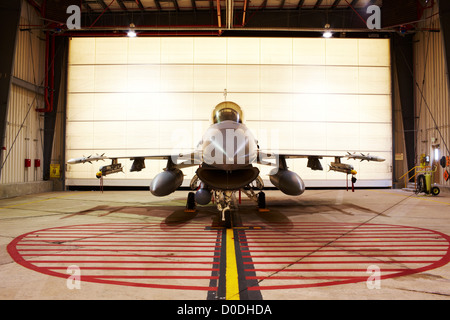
[42,36,68,181]
[439,0,450,92]
[392,33,416,173]
[0,0,22,179]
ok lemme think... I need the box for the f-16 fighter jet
[68,101,384,227]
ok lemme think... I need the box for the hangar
[1,0,450,301]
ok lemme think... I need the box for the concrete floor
[1,188,450,300]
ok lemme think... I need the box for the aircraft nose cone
[202,124,257,169]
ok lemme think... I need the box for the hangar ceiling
[24,0,433,37]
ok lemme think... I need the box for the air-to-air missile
[67,153,106,164]
[346,152,385,162]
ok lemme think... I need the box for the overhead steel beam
[0,0,22,179]
[314,0,323,9]
[11,76,44,96]
[154,0,162,11]
[331,0,341,9]
[296,0,305,10]
[135,0,145,10]
[116,0,128,11]
[78,8,375,30]
[96,0,111,12]
[172,0,180,11]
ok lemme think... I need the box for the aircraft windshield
[212,101,243,124]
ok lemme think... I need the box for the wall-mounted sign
[50,164,60,179]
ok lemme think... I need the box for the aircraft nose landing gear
[221,207,232,229]
[214,190,234,228]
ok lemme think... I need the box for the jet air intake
[196,165,259,190]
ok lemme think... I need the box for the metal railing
[399,165,433,189]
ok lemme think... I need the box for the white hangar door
[65,37,392,188]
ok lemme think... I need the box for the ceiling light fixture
[127,23,137,37]
[323,23,333,38]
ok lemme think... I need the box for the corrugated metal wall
[1,1,45,185]
[414,3,450,187]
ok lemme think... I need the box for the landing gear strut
[221,207,232,229]
[241,188,267,211]
[214,190,234,228]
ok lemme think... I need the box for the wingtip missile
[346,152,385,162]
[67,154,107,164]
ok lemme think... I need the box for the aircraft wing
[257,151,384,174]
[67,152,201,178]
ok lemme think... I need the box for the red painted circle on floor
[7,222,450,292]
[239,222,450,290]
[7,223,221,291]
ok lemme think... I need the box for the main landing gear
[185,192,196,212]
[185,176,268,228]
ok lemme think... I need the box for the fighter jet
[67,101,385,227]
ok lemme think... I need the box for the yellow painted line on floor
[369,189,450,206]
[410,195,450,206]
[0,191,90,210]
[226,228,240,300]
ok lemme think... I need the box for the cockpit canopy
[211,101,244,124]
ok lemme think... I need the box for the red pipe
[242,0,248,26]
[216,0,223,35]
[417,0,435,20]
[40,0,46,17]
[26,0,42,14]
[89,0,116,28]
[81,24,221,29]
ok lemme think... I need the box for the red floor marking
[7,223,220,291]
[7,222,450,292]
[241,222,450,290]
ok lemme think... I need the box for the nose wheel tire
[221,208,232,228]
